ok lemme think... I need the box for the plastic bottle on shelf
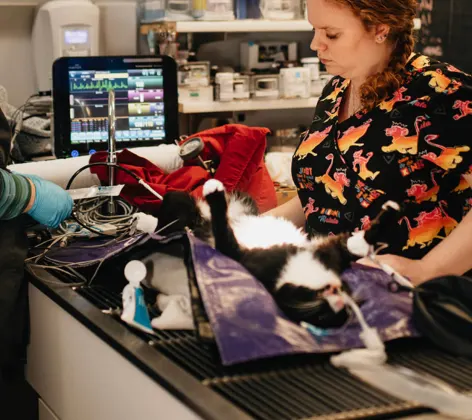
[235,0,247,19]
[215,73,234,102]
[301,57,320,80]
[246,0,262,18]
[301,57,322,96]
[141,0,166,21]
[192,0,206,18]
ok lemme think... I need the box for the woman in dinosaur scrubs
[268,0,472,285]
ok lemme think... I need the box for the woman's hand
[24,174,73,228]
[357,254,433,286]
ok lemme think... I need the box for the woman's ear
[374,24,390,44]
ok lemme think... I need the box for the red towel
[89,124,277,213]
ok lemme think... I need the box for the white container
[233,74,250,100]
[178,61,210,87]
[251,74,279,100]
[259,0,301,20]
[215,72,234,102]
[279,67,311,99]
[301,57,320,80]
[179,85,214,102]
[166,0,193,20]
[301,57,321,97]
[200,0,235,20]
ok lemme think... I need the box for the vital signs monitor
[52,55,179,158]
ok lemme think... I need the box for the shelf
[176,19,312,33]
[144,18,421,33]
[0,0,38,4]
[179,97,319,113]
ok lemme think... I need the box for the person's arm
[21,173,74,228]
[363,208,472,285]
[0,169,73,228]
[420,207,472,277]
[361,174,472,285]
[364,68,472,284]
[0,169,33,219]
[264,195,306,228]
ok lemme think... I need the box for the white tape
[68,185,125,201]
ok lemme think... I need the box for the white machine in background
[32,0,100,93]
[94,0,138,56]
[240,41,298,71]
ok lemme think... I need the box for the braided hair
[330,0,417,111]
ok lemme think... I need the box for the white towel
[151,294,194,330]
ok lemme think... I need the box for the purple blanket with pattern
[189,234,419,366]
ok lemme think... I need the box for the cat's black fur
[157,181,399,328]
[200,183,353,327]
[159,180,398,328]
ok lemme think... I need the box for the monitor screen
[53,56,178,158]
[69,69,165,144]
[64,29,89,45]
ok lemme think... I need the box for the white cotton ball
[151,295,194,330]
[347,230,372,257]
[203,179,225,196]
[134,212,158,233]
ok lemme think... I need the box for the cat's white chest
[232,215,309,249]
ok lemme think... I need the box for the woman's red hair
[329,0,417,111]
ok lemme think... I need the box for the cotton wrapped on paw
[347,201,400,257]
[347,231,373,257]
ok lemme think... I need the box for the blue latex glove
[25,174,73,228]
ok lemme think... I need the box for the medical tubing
[66,162,156,237]
[66,162,163,200]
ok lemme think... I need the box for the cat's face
[275,249,343,292]
[268,237,353,328]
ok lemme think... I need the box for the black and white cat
[156,179,399,328]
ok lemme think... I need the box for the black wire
[66,162,143,190]
[66,162,144,237]
[9,94,40,132]
[23,114,48,121]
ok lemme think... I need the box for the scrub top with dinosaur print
[292,54,472,259]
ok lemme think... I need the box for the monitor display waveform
[68,67,166,146]
[70,78,128,92]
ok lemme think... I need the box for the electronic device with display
[53,55,179,158]
[32,0,100,94]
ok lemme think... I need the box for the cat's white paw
[347,230,372,257]
[382,200,400,211]
[203,179,225,197]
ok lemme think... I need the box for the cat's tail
[203,179,244,261]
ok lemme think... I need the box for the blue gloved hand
[25,174,73,228]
